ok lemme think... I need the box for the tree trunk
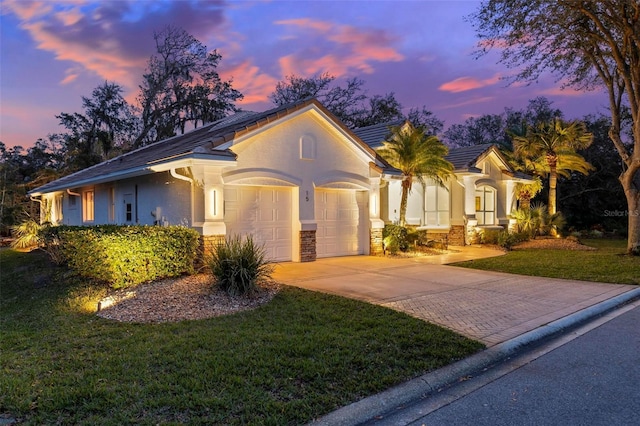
[628,196,640,255]
[547,154,557,215]
[399,178,411,227]
[621,167,640,255]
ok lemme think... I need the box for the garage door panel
[225,186,292,262]
[315,189,364,258]
[276,227,291,240]
[258,209,274,222]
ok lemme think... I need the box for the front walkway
[272,247,637,346]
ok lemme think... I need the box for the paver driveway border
[272,247,638,346]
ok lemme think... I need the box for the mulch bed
[96,274,280,323]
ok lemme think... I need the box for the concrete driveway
[272,247,637,346]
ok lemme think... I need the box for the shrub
[405,228,422,247]
[47,225,200,288]
[207,235,274,296]
[39,225,66,265]
[511,203,566,237]
[382,224,409,254]
[10,219,42,249]
[479,229,501,245]
[479,229,529,250]
[589,229,604,238]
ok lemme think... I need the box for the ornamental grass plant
[207,235,275,296]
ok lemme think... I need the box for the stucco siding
[130,173,192,226]
[226,110,374,224]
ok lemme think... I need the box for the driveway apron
[272,248,636,346]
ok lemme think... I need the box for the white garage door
[224,186,293,262]
[315,189,366,258]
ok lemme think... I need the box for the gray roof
[445,143,497,170]
[352,120,403,149]
[30,98,396,195]
[354,125,501,172]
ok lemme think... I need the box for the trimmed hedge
[42,225,200,288]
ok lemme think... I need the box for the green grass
[0,249,483,425]
[454,239,640,285]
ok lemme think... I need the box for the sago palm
[378,121,453,226]
[513,118,593,214]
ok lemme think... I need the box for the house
[28,98,398,262]
[353,122,534,245]
[29,98,532,261]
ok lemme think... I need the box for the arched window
[475,185,496,225]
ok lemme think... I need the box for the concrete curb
[310,287,640,426]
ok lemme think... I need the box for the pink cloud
[54,8,83,26]
[277,18,403,63]
[275,17,403,78]
[23,20,144,88]
[2,0,53,21]
[5,0,228,97]
[221,60,278,105]
[60,72,79,85]
[329,26,403,62]
[278,53,371,79]
[276,18,332,33]
[540,85,586,97]
[439,74,501,93]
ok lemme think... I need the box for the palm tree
[514,176,543,211]
[378,121,453,226]
[513,119,593,215]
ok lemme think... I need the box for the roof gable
[445,144,495,170]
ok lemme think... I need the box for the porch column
[197,169,227,236]
[505,180,518,231]
[462,175,481,243]
[369,177,385,255]
[297,184,316,262]
[505,180,516,215]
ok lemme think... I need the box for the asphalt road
[366,301,640,426]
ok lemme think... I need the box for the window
[425,184,449,226]
[52,194,63,224]
[300,135,316,160]
[475,186,496,225]
[83,190,95,222]
[124,194,133,223]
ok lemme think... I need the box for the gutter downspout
[29,196,43,224]
[67,189,81,197]
[170,168,194,183]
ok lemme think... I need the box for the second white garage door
[224,186,293,262]
[315,189,367,258]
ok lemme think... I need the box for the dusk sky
[1,0,611,150]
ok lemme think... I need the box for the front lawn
[454,239,640,285]
[0,249,483,425]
